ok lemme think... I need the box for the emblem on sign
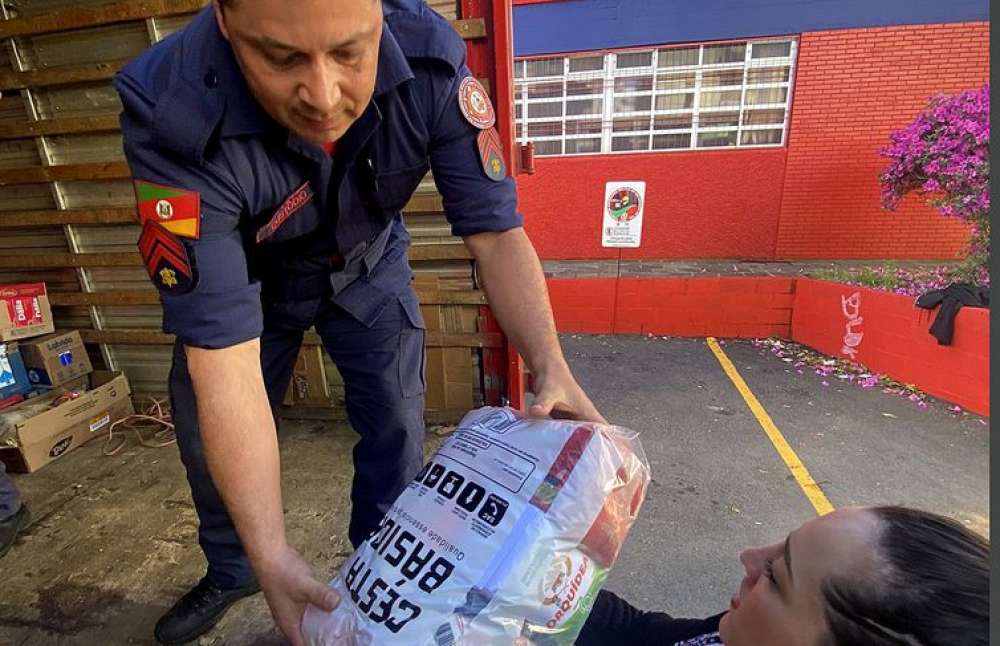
[607,187,642,222]
[602,181,646,249]
[459,77,496,130]
[138,220,197,294]
[477,127,506,182]
[133,180,201,239]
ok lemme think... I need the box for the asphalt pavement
[561,335,989,618]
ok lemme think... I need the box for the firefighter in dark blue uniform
[114,1,603,643]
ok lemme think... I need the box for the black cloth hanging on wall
[914,283,990,345]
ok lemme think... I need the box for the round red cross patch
[458,77,496,130]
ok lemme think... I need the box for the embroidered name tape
[257,182,316,243]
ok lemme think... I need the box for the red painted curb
[791,278,989,416]
[547,276,989,416]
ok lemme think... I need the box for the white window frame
[514,37,798,157]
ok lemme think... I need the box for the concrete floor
[0,336,989,644]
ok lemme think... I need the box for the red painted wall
[547,276,795,337]
[775,23,989,259]
[791,279,989,415]
[520,149,788,260]
[517,22,989,262]
[546,276,989,415]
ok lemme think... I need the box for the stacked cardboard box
[0,284,135,473]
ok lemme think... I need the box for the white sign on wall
[601,181,646,248]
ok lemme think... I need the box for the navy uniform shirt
[113,0,522,349]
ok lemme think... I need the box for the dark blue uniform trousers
[169,291,426,588]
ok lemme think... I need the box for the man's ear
[212,1,231,41]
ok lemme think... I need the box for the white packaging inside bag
[303,407,650,645]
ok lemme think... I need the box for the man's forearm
[464,228,569,378]
[186,339,287,568]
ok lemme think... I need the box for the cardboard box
[0,343,31,400]
[0,371,133,473]
[0,283,55,342]
[20,330,93,388]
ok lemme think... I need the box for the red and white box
[0,283,55,342]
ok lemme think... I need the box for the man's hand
[187,340,336,643]
[528,362,606,423]
[464,228,606,424]
[257,544,340,646]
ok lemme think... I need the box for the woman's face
[718,508,881,646]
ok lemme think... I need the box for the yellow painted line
[706,337,835,516]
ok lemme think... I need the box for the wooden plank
[0,252,140,268]
[280,405,470,425]
[49,288,487,307]
[0,161,130,186]
[307,331,501,348]
[0,115,121,140]
[0,202,445,228]
[451,18,487,40]
[0,208,137,228]
[0,0,207,39]
[0,244,469,268]
[76,329,173,345]
[0,60,128,91]
[0,0,485,42]
[405,192,444,214]
[410,244,472,261]
[49,291,159,306]
[0,18,482,91]
[75,328,501,348]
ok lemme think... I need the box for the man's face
[214,0,383,144]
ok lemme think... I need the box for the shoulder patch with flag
[134,180,201,240]
[138,220,197,294]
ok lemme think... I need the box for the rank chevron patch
[138,220,197,294]
[477,127,507,182]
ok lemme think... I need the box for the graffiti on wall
[841,292,863,359]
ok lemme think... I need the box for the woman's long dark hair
[821,506,989,646]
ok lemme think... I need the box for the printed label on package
[302,407,651,645]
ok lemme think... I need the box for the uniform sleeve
[428,64,524,237]
[116,80,263,349]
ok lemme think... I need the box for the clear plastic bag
[303,407,650,645]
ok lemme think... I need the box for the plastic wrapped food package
[303,407,650,645]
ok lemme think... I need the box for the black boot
[154,576,261,644]
[0,504,30,559]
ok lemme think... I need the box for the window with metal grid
[514,39,798,156]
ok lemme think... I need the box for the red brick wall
[520,149,788,260]
[775,23,989,259]
[516,22,989,262]
[791,279,989,415]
